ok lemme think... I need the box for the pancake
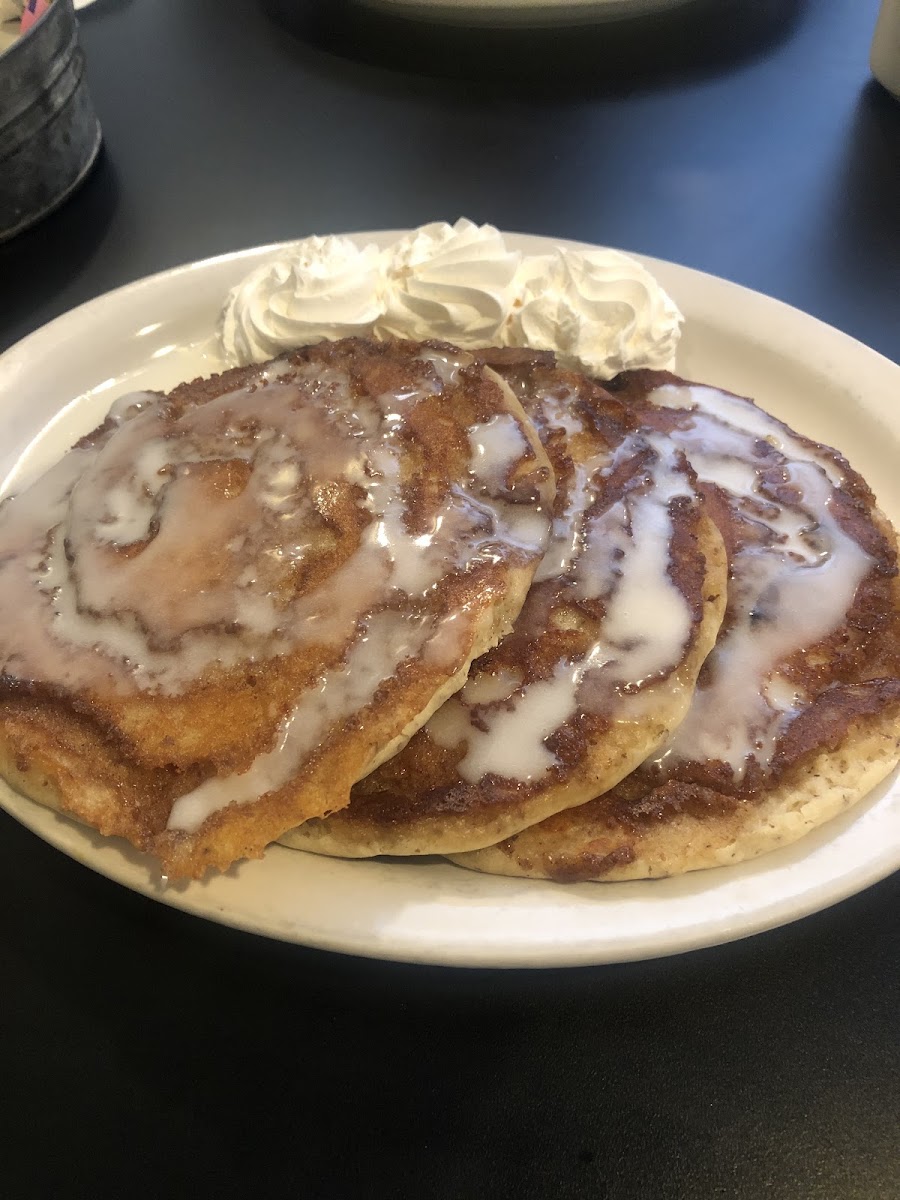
[450,370,900,881]
[0,337,555,878]
[281,353,728,858]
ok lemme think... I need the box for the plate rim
[3,231,898,386]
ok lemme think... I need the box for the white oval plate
[1,231,898,968]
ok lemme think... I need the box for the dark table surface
[1,1,898,1197]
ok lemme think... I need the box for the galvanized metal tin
[0,0,102,242]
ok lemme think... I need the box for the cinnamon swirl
[450,370,900,881]
[282,352,727,858]
[0,338,555,878]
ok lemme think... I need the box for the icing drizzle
[428,384,698,785]
[0,350,552,832]
[647,384,874,779]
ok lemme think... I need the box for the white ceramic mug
[871,0,900,97]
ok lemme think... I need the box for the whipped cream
[379,218,522,345]
[507,247,682,377]
[219,235,386,364]
[218,221,683,379]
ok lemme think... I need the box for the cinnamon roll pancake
[451,370,900,881]
[281,353,728,858]
[0,338,555,878]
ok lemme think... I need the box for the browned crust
[286,512,727,858]
[448,694,900,882]
[282,361,729,858]
[604,369,900,807]
[0,338,554,878]
[450,369,900,881]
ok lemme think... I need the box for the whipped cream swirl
[378,218,522,344]
[218,221,683,380]
[507,247,682,378]
[220,235,386,364]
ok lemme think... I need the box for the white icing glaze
[535,452,610,584]
[417,345,468,388]
[646,384,874,778]
[533,385,586,439]
[0,357,550,709]
[106,390,161,425]
[430,667,578,783]
[468,415,529,493]
[594,441,692,686]
[167,610,428,831]
[656,385,845,485]
[457,667,522,706]
[428,430,695,785]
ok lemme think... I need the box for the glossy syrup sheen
[645,383,875,779]
[426,387,699,786]
[0,345,553,833]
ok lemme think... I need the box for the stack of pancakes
[0,337,898,881]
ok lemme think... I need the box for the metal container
[0,0,102,242]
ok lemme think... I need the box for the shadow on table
[262,0,808,97]
[0,147,119,353]
[829,81,900,325]
[5,804,899,1195]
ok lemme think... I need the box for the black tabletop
[1,2,898,1197]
